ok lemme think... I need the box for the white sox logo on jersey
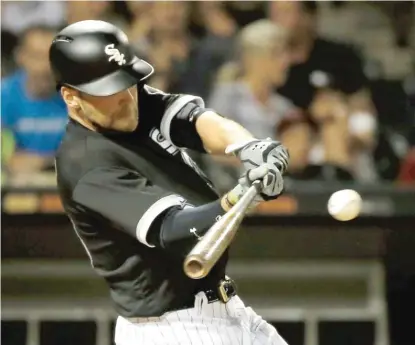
[150,128,216,192]
[104,44,126,66]
[190,227,202,240]
[150,128,179,155]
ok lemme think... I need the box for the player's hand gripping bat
[183,180,262,279]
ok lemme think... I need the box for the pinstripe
[141,323,153,345]
[231,319,241,345]
[114,295,291,345]
[208,302,222,345]
[190,312,205,345]
[222,319,233,345]
[184,309,200,345]
[249,311,288,345]
[224,302,238,345]
[156,321,168,344]
[177,310,194,345]
[135,326,141,345]
[252,327,273,345]
[224,321,235,345]
[212,302,225,345]
[198,297,209,345]
[148,327,157,345]
[201,306,215,345]
[217,302,232,345]
[166,312,182,345]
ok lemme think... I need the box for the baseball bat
[183,180,262,279]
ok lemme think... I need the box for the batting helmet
[49,20,154,97]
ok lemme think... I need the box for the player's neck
[68,110,97,132]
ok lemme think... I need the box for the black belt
[199,276,237,304]
[126,277,238,321]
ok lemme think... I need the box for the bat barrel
[183,181,262,279]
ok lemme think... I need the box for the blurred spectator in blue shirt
[1,1,66,77]
[1,25,67,174]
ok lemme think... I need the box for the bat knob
[252,180,263,192]
[183,256,208,279]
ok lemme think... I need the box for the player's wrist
[224,138,260,156]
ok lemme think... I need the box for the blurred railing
[2,182,415,345]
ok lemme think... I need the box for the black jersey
[55,85,228,317]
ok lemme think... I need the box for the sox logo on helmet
[105,44,126,66]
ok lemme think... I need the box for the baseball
[327,189,362,221]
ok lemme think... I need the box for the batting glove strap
[225,138,262,156]
[260,189,284,201]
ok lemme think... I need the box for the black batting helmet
[49,20,154,97]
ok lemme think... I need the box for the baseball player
[50,20,290,345]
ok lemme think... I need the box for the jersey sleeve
[72,166,186,248]
[142,85,207,152]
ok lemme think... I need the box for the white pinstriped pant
[115,292,289,345]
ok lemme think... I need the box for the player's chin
[114,110,138,131]
[114,117,138,132]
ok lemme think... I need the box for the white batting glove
[226,138,289,175]
[225,163,284,211]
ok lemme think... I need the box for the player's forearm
[195,111,254,155]
[148,199,227,254]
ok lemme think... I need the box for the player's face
[17,30,55,95]
[79,86,139,132]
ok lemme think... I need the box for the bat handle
[183,179,263,279]
[251,179,263,193]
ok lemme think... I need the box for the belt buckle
[218,279,232,303]
[218,282,230,303]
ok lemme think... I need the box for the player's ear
[61,87,81,109]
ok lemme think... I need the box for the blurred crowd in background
[1,1,415,190]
